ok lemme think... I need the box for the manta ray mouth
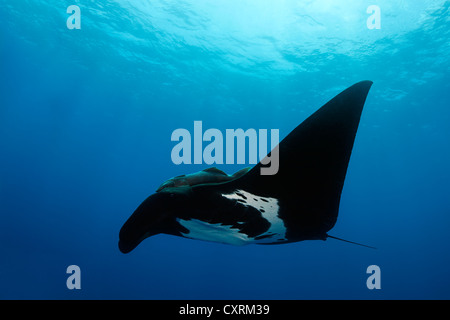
[119,230,157,254]
[118,231,144,253]
[118,240,134,254]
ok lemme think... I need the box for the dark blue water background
[1,1,449,299]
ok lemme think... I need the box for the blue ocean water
[0,0,449,299]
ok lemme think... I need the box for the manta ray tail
[327,235,377,249]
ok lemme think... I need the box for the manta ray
[119,81,374,253]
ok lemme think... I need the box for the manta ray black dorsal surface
[227,80,373,240]
[119,81,372,253]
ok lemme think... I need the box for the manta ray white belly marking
[177,189,287,245]
[177,219,253,245]
[222,189,287,243]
